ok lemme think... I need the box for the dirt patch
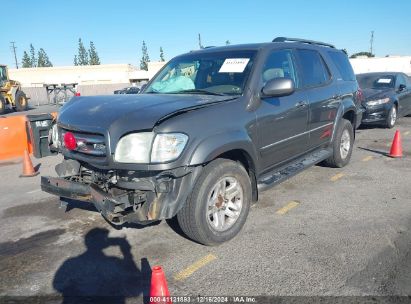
[2,198,96,220]
[0,229,67,293]
[0,229,66,256]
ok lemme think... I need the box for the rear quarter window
[296,49,331,88]
[328,51,356,81]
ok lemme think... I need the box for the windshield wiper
[171,89,227,96]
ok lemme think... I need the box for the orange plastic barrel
[0,115,31,161]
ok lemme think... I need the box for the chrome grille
[61,129,106,157]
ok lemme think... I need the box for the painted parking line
[362,156,374,162]
[27,189,41,194]
[275,201,300,215]
[404,131,410,136]
[330,173,345,182]
[174,254,217,281]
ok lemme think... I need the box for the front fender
[189,130,258,168]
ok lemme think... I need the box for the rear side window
[296,49,330,88]
[328,51,356,81]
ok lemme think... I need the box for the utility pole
[198,33,203,49]
[10,42,19,69]
[369,31,374,56]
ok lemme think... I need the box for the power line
[10,42,19,69]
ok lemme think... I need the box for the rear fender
[331,98,357,142]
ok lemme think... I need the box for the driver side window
[396,74,407,89]
[262,50,298,87]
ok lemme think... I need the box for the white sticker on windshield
[219,58,250,73]
[377,78,392,84]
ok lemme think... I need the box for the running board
[257,148,332,192]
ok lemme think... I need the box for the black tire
[177,158,252,246]
[0,95,5,115]
[385,105,397,129]
[14,90,28,111]
[323,119,354,168]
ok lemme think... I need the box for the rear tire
[324,119,354,168]
[385,105,397,129]
[15,91,28,112]
[0,95,5,115]
[177,159,251,246]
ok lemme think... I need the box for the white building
[8,62,166,87]
[349,56,411,76]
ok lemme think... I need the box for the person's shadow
[53,228,151,304]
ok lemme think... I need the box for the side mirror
[261,78,295,98]
[398,84,406,92]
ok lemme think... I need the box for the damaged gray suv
[42,37,363,245]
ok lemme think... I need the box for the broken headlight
[114,132,188,164]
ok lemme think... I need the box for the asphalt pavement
[0,117,411,303]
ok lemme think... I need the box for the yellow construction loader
[0,64,28,115]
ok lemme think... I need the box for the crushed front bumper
[41,165,202,225]
[361,104,390,124]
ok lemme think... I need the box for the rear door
[295,49,340,150]
[255,49,309,171]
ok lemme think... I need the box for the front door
[255,49,309,172]
[396,74,411,115]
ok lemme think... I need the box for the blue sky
[1,0,410,68]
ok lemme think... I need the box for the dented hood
[58,94,234,134]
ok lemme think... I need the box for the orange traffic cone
[150,266,171,303]
[389,130,403,158]
[19,149,39,177]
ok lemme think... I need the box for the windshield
[0,66,7,82]
[144,50,256,95]
[357,74,395,89]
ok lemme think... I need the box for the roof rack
[272,37,335,49]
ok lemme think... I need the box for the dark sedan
[113,86,140,94]
[357,72,411,128]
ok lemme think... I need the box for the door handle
[295,101,308,108]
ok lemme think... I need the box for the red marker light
[75,92,81,96]
[64,132,77,150]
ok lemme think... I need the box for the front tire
[177,159,252,246]
[15,91,28,112]
[324,119,354,168]
[385,105,397,129]
[0,95,6,115]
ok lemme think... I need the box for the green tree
[76,38,89,65]
[350,51,375,59]
[29,44,37,67]
[225,40,231,45]
[140,41,150,71]
[88,41,100,65]
[37,48,53,67]
[22,51,31,68]
[159,47,165,62]
[74,55,78,66]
